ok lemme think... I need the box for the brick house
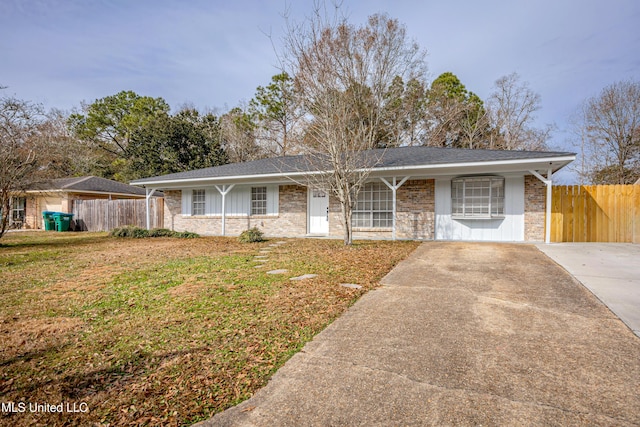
[11,176,156,230]
[131,146,575,243]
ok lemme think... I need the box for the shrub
[109,226,198,239]
[175,231,199,239]
[238,227,265,243]
[149,228,177,237]
[109,225,149,238]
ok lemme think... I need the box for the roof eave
[130,155,576,188]
[24,189,148,198]
[369,155,576,177]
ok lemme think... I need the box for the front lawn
[0,232,418,426]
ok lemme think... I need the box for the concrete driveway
[200,243,640,426]
[537,243,640,337]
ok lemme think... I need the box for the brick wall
[396,179,434,240]
[163,185,307,237]
[524,175,546,241]
[329,179,435,240]
[166,180,436,240]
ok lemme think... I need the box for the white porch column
[145,187,157,230]
[214,184,235,236]
[528,169,553,244]
[380,176,410,240]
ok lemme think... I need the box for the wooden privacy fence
[71,198,164,232]
[551,185,640,243]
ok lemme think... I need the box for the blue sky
[2,0,639,181]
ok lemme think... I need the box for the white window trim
[182,185,279,217]
[191,189,206,216]
[11,197,26,222]
[451,176,505,220]
[353,182,393,229]
[251,186,268,216]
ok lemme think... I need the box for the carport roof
[130,146,575,187]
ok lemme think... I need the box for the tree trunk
[0,192,10,240]
[340,200,353,246]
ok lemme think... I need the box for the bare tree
[403,78,430,146]
[37,109,100,178]
[459,101,491,149]
[572,80,640,184]
[282,7,427,244]
[487,72,551,151]
[219,106,266,163]
[0,93,44,239]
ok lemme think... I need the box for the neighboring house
[13,176,158,230]
[130,146,575,243]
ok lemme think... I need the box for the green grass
[0,232,419,426]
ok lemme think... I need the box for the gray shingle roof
[131,146,575,185]
[29,176,156,196]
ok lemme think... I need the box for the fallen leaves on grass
[0,232,418,426]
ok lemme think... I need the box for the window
[251,187,267,215]
[451,176,504,218]
[11,197,26,222]
[353,182,392,228]
[192,190,205,215]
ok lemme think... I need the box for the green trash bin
[53,212,73,232]
[42,211,56,231]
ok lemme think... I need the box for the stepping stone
[259,250,271,253]
[268,243,279,247]
[290,274,318,281]
[254,255,268,259]
[255,259,268,263]
[266,269,288,275]
[254,265,264,268]
[340,283,362,289]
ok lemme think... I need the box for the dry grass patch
[0,232,418,426]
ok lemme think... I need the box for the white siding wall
[181,185,279,216]
[435,176,525,241]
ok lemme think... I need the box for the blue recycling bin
[52,212,74,232]
[42,211,56,231]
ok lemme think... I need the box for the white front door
[308,189,329,235]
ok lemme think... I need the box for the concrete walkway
[537,243,640,337]
[198,242,640,426]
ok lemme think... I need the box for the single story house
[12,176,159,230]
[130,146,575,243]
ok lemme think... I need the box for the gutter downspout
[214,184,235,236]
[380,176,410,241]
[528,169,553,244]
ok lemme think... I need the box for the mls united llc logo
[1,401,89,413]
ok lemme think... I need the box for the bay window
[451,176,504,218]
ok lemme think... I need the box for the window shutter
[267,185,279,215]
[182,190,192,215]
